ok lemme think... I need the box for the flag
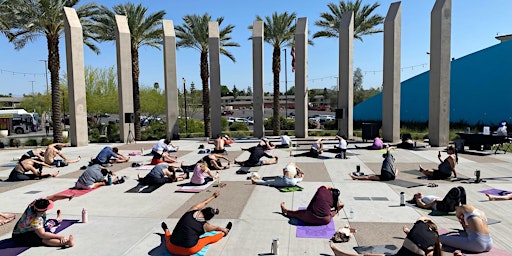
[291,46,296,72]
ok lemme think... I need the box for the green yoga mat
[278,185,304,192]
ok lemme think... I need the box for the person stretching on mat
[330,216,442,256]
[12,195,75,248]
[161,190,232,255]
[440,204,492,253]
[137,163,188,185]
[44,143,80,167]
[350,145,397,181]
[150,138,179,165]
[280,185,344,225]
[181,153,231,172]
[90,146,129,166]
[208,134,227,154]
[419,146,458,179]
[290,138,324,158]
[7,157,59,181]
[408,186,466,213]
[234,144,278,167]
[190,162,219,186]
[485,192,512,201]
[75,164,124,190]
[251,162,304,187]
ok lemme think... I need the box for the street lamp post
[39,60,49,94]
[283,48,288,118]
[182,78,188,134]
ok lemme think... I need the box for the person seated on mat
[393,133,414,149]
[74,164,122,190]
[190,162,219,186]
[330,216,442,256]
[182,153,231,172]
[350,145,397,181]
[137,163,188,186]
[152,138,179,154]
[485,192,512,201]
[161,190,231,255]
[276,132,292,148]
[280,185,344,225]
[90,146,130,166]
[419,145,458,179]
[223,134,235,145]
[0,212,16,226]
[234,144,278,167]
[12,194,75,248]
[326,135,348,158]
[7,157,59,181]
[21,148,46,162]
[251,162,304,187]
[44,143,81,167]
[258,137,276,150]
[208,134,228,153]
[290,138,324,158]
[354,136,384,150]
[440,204,492,253]
[408,186,466,213]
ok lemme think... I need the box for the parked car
[222,110,234,116]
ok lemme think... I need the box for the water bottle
[107,174,112,185]
[400,192,406,206]
[349,208,354,219]
[82,208,88,223]
[271,238,279,255]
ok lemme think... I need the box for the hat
[285,164,297,174]
[500,121,507,127]
[34,199,54,211]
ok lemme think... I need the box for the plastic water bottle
[271,238,279,255]
[82,208,88,223]
[349,208,354,219]
[400,192,406,206]
[107,174,112,185]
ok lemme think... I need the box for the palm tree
[91,3,165,141]
[175,13,239,137]
[253,12,296,135]
[313,0,384,41]
[0,0,100,143]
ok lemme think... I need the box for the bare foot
[419,165,425,172]
[485,194,494,201]
[66,235,74,247]
[137,173,142,180]
[453,250,463,256]
[403,225,410,234]
[57,209,62,222]
[349,173,356,180]
[250,177,256,184]
[329,240,344,256]
[280,202,287,215]
[51,171,60,177]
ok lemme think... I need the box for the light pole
[39,60,49,94]
[283,48,288,118]
[29,81,35,95]
[182,78,188,134]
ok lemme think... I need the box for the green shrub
[24,139,38,146]
[229,122,249,131]
[107,121,120,142]
[41,138,53,146]
[89,128,101,143]
[10,138,20,147]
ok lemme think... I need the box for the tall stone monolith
[294,17,308,138]
[209,22,222,138]
[162,20,179,140]
[252,20,265,138]
[338,12,354,139]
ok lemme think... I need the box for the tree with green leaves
[91,3,165,141]
[0,0,101,143]
[252,12,297,135]
[175,13,239,137]
[313,0,384,40]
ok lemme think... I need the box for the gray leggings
[440,230,493,252]
[254,176,301,187]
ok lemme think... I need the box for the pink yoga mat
[55,187,99,197]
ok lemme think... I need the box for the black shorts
[12,231,44,246]
[151,150,163,159]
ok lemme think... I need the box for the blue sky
[1,0,511,97]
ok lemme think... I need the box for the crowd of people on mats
[1,133,509,255]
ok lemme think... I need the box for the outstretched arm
[189,191,220,211]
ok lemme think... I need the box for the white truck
[0,109,39,135]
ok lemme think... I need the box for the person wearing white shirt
[496,121,507,136]
[277,132,292,148]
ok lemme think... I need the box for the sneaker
[161,222,168,231]
[226,222,232,230]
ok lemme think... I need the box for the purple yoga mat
[295,207,336,238]
[0,219,79,256]
[478,188,512,196]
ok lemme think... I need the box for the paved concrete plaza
[0,138,511,255]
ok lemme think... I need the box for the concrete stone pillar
[252,20,265,138]
[382,2,401,143]
[429,0,451,147]
[338,12,354,139]
[294,17,308,138]
[209,22,222,138]
[115,15,134,143]
[162,20,179,140]
[63,7,88,147]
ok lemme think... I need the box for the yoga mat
[353,244,399,255]
[175,182,211,193]
[383,179,426,188]
[295,207,336,238]
[479,188,512,196]
[439,229,512,256]
[1,163,17,168]
[136,165,154,170]
[278,185,304,192]
[164,231,218,256]
[0,219,78,255]
[351,222,408,249]
[54,187,99,197]
[298,162,331,182]
[169,181,255,219]
[125,183,164,193]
